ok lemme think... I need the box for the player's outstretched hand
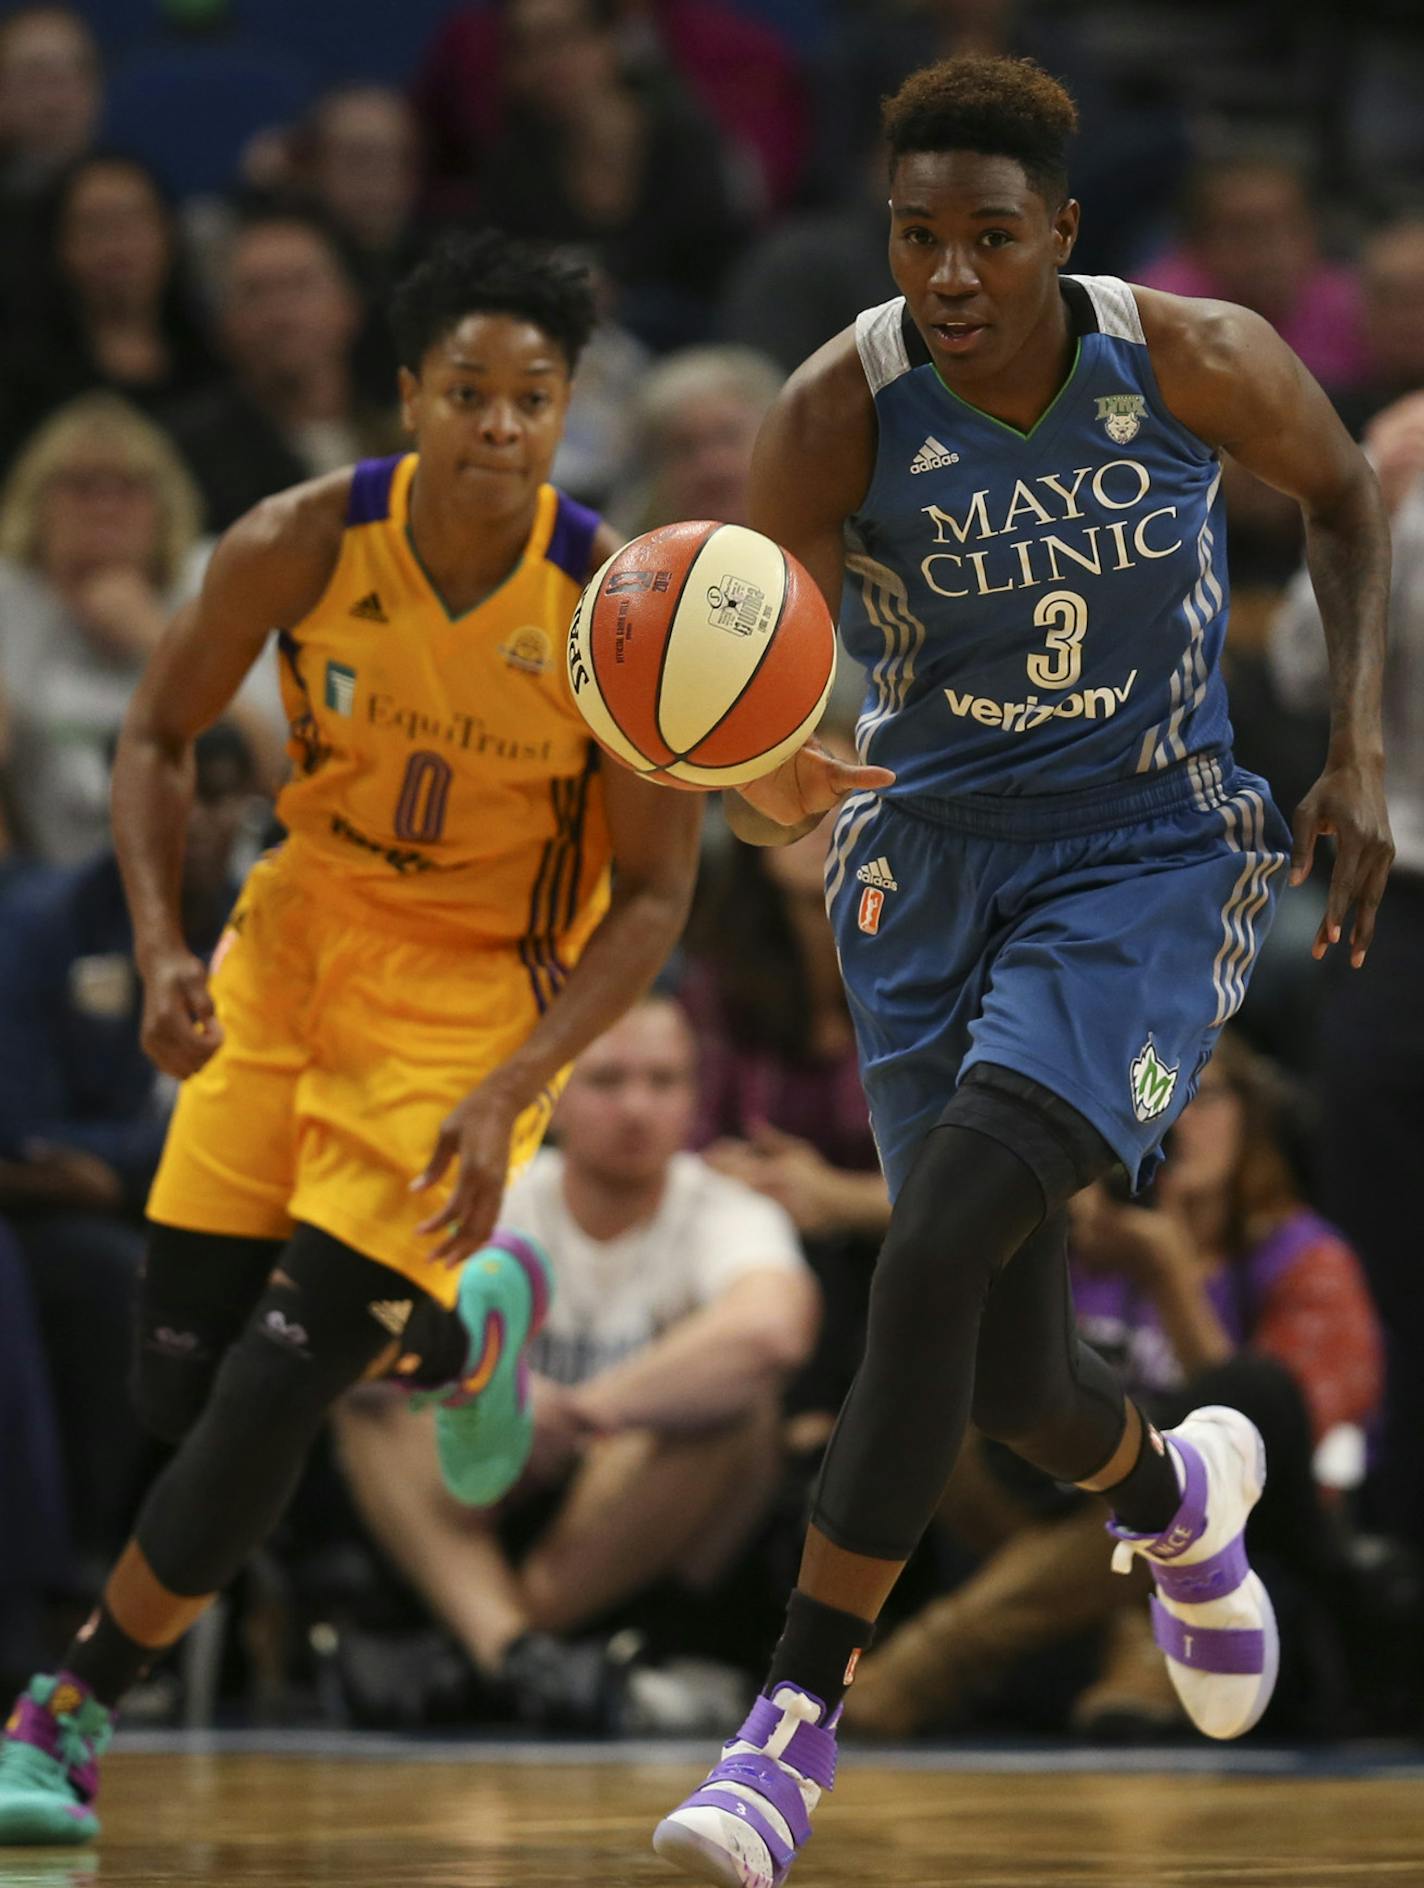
[412,1080,521,1265]
[738,737,895,828]
[1290,756,1395,968]
[139,945,224,1077]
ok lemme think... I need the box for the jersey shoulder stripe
[546,491,601,582]
[346,454,404,526]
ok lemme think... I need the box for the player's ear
[397,366,420,437]
[1053,198,1081,266]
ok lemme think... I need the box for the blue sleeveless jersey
[842,274,1232,801]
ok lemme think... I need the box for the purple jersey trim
[346,455,403,526]
[546,491,601,581]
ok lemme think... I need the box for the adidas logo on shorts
[369,1298,415,1336]
[856,855,898,892]
[910,435,959,474]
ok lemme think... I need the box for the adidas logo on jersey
[910,435,960,474]
[855,855,898,892]
[368,1298,414,1336]
[349,591,388,623]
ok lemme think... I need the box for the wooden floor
[4,1738,1422,1887]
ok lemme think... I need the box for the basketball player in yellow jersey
[0,232,703,1848]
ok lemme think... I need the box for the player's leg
[654,1074,1146,1887]
[0,1226,442,1846]
[521,1397,782,1632]
[131,1226,286,1445]
[290,925,560,1506]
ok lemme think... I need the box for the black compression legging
[812,1067,1129,1562]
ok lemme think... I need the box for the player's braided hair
[882,55,1079,203]
[390,229,597,374]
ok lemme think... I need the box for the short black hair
[882,55,1079,204]
[390,230,597,375]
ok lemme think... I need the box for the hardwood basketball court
[4,1734,1420,1887]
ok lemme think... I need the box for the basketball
[565,520,837,790]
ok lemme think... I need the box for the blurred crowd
[2,0,1422,1740]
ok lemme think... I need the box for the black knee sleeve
[811,1069,1124,1562]
[135,1226,436,1596]
[969,1210,1128,1480]
[131,1228,284,1444]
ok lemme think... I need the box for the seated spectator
[1271,393,1424,1547]
[844,1033,1383,1741]
[474,0,750,350]
[806,0,1187,273]
[286,85,428,409]
[1334,217,1424,439]
[0,724,255,1574]
[549,262,651,508]
[164,211,401,532]
[0,394,284,860]
[609,344,782,537]
[0,1215,72,1693]
[720,143,894,377]
[412,0,808,220]
[335,995,818,1732]
[1139,153,1366,395]
[0,4,101,327]
[2,152,218,464]
[0,7,99,198]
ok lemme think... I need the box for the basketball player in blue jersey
[655,56,1393,1887]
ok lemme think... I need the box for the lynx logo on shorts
[1096,393,1148,444]
[857,886,885,935]
[1130,1038,1179,1122]
[324,660,358,715]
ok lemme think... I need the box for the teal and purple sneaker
[0,1673,113,1845]
[414,1229,554,1507]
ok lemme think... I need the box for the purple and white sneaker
[653,1685,837,1887]
[1108,1404,1279,1740]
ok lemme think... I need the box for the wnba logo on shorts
[858,886,884,935]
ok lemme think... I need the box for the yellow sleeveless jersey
[273,452,611,981]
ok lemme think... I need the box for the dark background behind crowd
[1,0,1421,1742]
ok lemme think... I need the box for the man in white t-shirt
[336,996,820,1729]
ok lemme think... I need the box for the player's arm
[415,740,703,1265]
[728,333,894,846]
[114,481,344,1076]
[1140,289,1394,965]
[573,1267,821,1435]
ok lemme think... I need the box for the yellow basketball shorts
[147,852,564,1309]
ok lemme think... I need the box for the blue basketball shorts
[824,751,1291,1198]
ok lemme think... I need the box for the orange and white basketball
[565,520,836,790]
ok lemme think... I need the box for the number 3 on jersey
[1026,590,1088,690]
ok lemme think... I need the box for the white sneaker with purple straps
[653,1684,837,1887]
[1109,1403,1280,1740]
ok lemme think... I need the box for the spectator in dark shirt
[0,725,255,1569]
[474,0,750,349]
[0,5,102,333]
[286,85,428,409]
[412,0,808,220]
[2,153,218,466]
[164,211,400,532]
